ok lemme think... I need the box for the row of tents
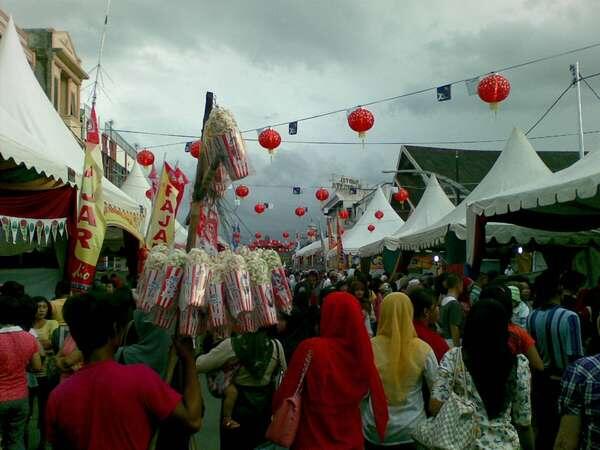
[0,18,189,293]
[297,127,600,273]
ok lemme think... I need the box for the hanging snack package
[263,250,293,314]
[207,266,227,331]
[156,249,187,309]
[179,307,205,337]
[153,305,177,333]
[221,253,253,317]
[138,250,168,312]
[179,248,211,310]
[245,251,278,328]
[205,108,249,181]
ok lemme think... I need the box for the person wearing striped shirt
[527,270,584,450]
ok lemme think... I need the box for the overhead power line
[239,44,600,133]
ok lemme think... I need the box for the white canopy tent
[466,148,600,264]
[342,186,404,256]
[372,175,455,255]
[294,240,323,258]
[391,128,598,252]
[0,18,142,226]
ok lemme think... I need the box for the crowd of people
[0,265,599,450]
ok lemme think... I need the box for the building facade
[25,28,88,139]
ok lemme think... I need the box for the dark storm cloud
[4,0,600,240]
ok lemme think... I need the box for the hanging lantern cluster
[136,149,155,167]
[339,209,350,220]
[374,210,384,220]
[315,188,330,202]
[368,224,376,233]
[347,107,375,146]
[254,203,266,214]
[258,128,281,157]
[477,73,511,111]
[393,188,410,204]
[235,185,250,199]
[295,207,306,217]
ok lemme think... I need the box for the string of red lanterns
[258,128,282,156]
[235,185,250,199]
[393,188,410,204]
[136,149,155,167]
[315,188,329,202]
[477,73,511,111]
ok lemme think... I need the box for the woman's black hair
[409,288,436,319]
[479,284,513,321]
[434,273,449,297]
[63,289,133,358]
[0,295,21,325]
[32,296,53,320]
[462,299,516,419]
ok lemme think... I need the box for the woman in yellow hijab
[362,293,439,449]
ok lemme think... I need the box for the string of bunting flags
[0,216,68,245]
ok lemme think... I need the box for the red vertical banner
[69,105,106,292]
[336,216,346,270]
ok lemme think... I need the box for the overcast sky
[4,0,600,242]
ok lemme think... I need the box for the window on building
[53,77,59,111]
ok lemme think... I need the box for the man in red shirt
[409,288,449,362]
[46,291,202,450]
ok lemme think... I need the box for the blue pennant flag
[289,121,298,135]
[292,186,302,195]
[437,84,452,101]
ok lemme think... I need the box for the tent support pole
[571,62,585,159]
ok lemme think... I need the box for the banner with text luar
[145,164,180,249]
[69,105,106,292]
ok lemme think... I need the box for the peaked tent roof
[0,17,140,217]
[342,187,404,256]
[394,128,553,250]
[466,148,600,263]
[383,175,455,252]
[294,240,322,258]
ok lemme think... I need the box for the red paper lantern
[188,140,202,158]
[315,188,330,202]
[254,203,266,214]
[393,188,410,203]
[282,231,290,239]
[235,185,250,199]
[347,107,375,138]
[258,128,281,155]
[255,232,262,239]
[368,224,375,232]
[339,209,350,220]
[374,210,384,220]
[295,207,306,217]
[307,229,315,237]
[136,149,155,167]
[145,189,153,200]
[477,73,511,111]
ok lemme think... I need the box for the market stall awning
[393,128,555,250]
[466,148,600,263]
[294,240,322,258]
[342,187,404,256]
[0,18,143,236]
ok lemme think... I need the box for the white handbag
[412,348,481,450]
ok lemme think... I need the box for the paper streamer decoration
[0,215,68,245]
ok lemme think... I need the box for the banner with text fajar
[69,105,106,292]
[146,164,180,249]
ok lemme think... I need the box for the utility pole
[570,62,585,159]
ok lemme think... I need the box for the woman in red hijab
[272,292,389,449]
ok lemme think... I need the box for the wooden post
[151,93,214,450]
[187,91,215,251]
